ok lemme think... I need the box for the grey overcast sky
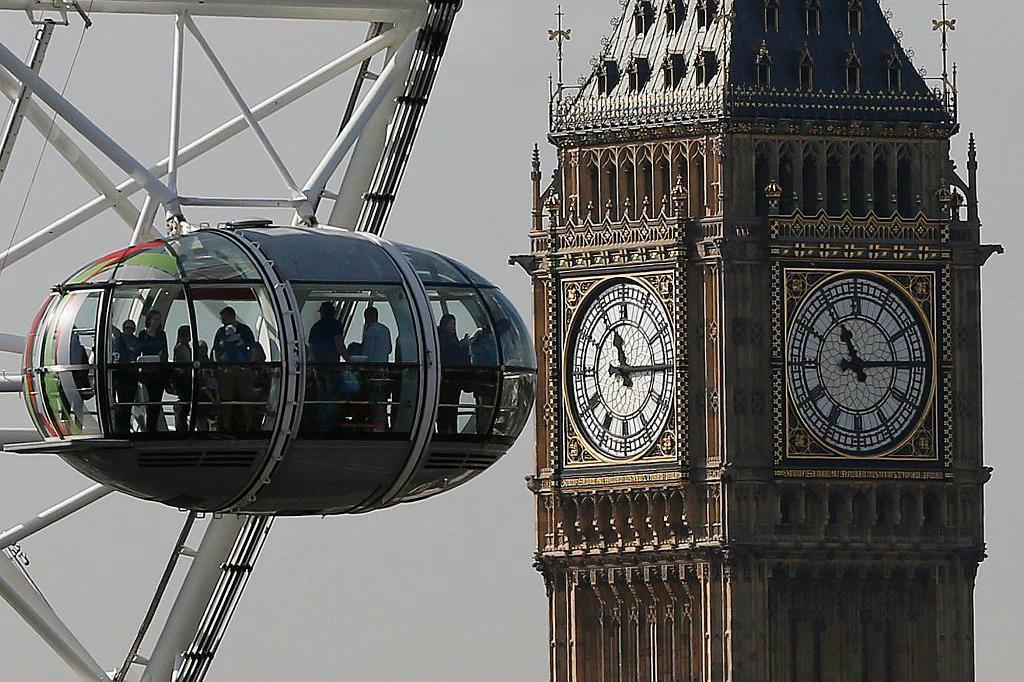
[0,1,1020,680]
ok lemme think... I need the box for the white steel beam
[0,38,182,216]
[0,483,113,550]
[0,332,25,353]
[141,514,246,682]
[0,0,427,22]
[0,22,52,190]
[130,195,161,245]
[0,554,109,681]
[328,37,405,228]
[0,66,142,230]
[183,15,313,220]
[0,372,21,392]
[0,26,401,269]
[302,25,416,215]
[167,13,185,198]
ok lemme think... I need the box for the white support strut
[0,66,142,231]
[0,372,22,392]
[0,38,182,215]
[0,331,25,353]
[0,554,109,681]
[0,25,402,269]
[183,14,313,220]
[0,483,113,550]
[328,36,405,228]
[167,12,185,199]
[302,24,417,215]
[141,514,246,682]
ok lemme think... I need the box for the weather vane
[548,4,572,96]
[932,0,957,108]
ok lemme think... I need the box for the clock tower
[522,1,999,680]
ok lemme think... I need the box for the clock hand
[839,325,860,360]
[856,360,929,370]
[608,363,634,388]
[837,325,868,383]
[610,331,633,388]
[611,363,673,374]
[612,330,629,366]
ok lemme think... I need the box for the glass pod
[19,226,536,515]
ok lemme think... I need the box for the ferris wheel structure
[0,1,471,680]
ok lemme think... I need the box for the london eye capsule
[14,224,537,516]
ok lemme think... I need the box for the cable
[0,7,92,278]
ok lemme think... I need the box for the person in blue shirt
[213,306,259,432]
[137,310,169,432]
[111,319,142,434]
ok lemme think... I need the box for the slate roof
[552,0,953,135]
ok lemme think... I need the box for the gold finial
[932,0,957,110]
[548,4,572,96]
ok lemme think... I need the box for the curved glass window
[113,242,181,282]
[172,231,261,281]
[30,290,102,437]
[66,248,130,285]
[480,289,537,369]
[426,286,502,439]
[239,228,404,283]
[190,284,282,435]
[399,245,473,286]
[105,279,282,437]
[107,285,190,434]
[293,283,419,440]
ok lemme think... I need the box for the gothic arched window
[887,53,903,93]
[848,0,863,35]
[802,148,820,214]
[799,48,814,90]
[666,0,687,32]
[695,51,717,86]
[663,53,687,89]
[634,0,656,35]
[627,57,651,92]
[826,146,843,215]
[756,44,772,88]
[897,148,915,217]
[755,149,771,217]
[764,0,780,32]
[850,149,867,216]
[598,59,621,95]
[696,0,716,30]
[845,51,862,92]
[806,0,822,35]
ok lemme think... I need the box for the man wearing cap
[308,301,348,432]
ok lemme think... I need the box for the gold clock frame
[777,267,944,468]
[560,273,681,468]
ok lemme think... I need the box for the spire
[531,144,544,231]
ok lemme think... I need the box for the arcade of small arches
[559,140,722,223]
[556,137,948,225]
[752,138,938,219]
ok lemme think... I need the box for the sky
[0,0,1021,680]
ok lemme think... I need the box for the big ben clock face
[786,273,935,458]
[568,279,675,460]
